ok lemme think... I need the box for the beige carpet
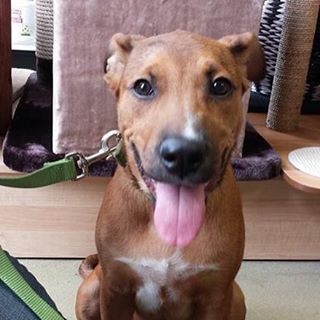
[19,260,320,320]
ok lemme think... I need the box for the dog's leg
[228,281,246,320]
[100,279,136,320]
[99,263,137,320]
[193,281,245,320]
[75,264,101,320]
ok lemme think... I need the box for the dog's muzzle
[131,136,225,247]
[148,135,215,186]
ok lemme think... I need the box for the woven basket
[253,0,320,103]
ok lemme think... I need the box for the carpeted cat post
[266,0,319,132]
[35,0,53,84]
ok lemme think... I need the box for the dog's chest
[115,252,218,315]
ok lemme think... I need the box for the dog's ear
[219,32,265,81]
[104,33,145,93]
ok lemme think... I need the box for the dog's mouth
[132,144,157,197]
[131,143,221,248]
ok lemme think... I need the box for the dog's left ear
[104,33,145,93]
[219,32,265,81]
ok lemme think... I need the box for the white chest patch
[115,251,218,313]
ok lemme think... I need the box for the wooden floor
[1,114,320,259]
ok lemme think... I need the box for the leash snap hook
[100,130,122,161]
[65,130,122,181]
[65,152,89,180]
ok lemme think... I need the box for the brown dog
[75,30,264,320]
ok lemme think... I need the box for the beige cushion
[12,68,33,102]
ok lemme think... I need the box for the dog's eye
[133,79,154,97]
[209,78,233,97]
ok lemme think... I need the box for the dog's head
[104,31,264,247]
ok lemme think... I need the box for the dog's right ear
[219,32,265,82]
[104,33,144,93]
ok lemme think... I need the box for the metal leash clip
[65,130,122,180]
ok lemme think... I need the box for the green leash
[0,158,77,188]
[0,248,65,320]
[0,130,125,188]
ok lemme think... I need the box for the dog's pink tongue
[154,183,205,247]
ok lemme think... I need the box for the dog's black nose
[159,137,208,179]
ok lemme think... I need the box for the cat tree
[267,0,319,132]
